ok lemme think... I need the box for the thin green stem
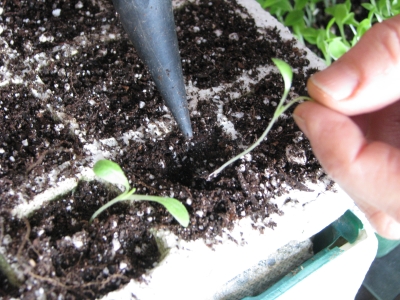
[207,111,276,180]
[207,96,312,180]
[280,96,313,115]
[89,188,136,223]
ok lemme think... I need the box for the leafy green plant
[90,159,190,227]
[257,0,400,65]
[325,0,358,42]
[208,58,311,180]
[363,0,400,22]
[258,0,293,23]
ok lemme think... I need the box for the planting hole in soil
[0,0,352,299]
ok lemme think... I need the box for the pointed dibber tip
[112,0,193,138]
[179,118,193,139]
[166,97,193,139]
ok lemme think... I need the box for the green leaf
[267,0,292,10]
[129,196,190,227]
[326,3,350,22]
[353,18,372,44]
[284,9,305,27]
[301,27,322,44]
[258,0,289,10]
[343,12,359,26]
[91,193,190,227]
[293,0,309,10]
[271,58,293,101]
[328,37,350,60]
[93,159,130,191]
[314,29,333,65]
[361,3,376,11]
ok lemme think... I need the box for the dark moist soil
[0,0,328,298]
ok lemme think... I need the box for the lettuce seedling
[363,0,400,23]
[258,0,399,64]
[208,58,311,180]
[325,0,359,42]
[90,159,190,227]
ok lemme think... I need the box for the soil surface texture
[0,0,329,298]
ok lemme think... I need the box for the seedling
[257,0,400,64]
[90,159,190,227]
[363,0,400,23]
[325,0,358,43]
[208,58,311,180]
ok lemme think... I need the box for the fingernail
[310,60,360,101]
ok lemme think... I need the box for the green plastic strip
[243,247,344,300]
[243,210,363,300]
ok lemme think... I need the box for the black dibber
[112,0,193,138]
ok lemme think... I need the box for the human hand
[293,15,400,240]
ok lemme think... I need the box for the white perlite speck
[52,9,61,17]
[72,235,84,250]
[112,238,121,252]
[229,32,239,41]
[75,1,84,9]
[119,262,128,270]
[196,210,204,218]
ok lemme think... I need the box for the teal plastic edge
[375,234,400,258]
[331,210,363,244]
[243,210,363,300]
[243,247,344,300]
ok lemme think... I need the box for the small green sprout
[207,58,312,180]
[90,159,190,227]
[325,0,359,43]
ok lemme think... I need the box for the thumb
[308,14,400,115]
